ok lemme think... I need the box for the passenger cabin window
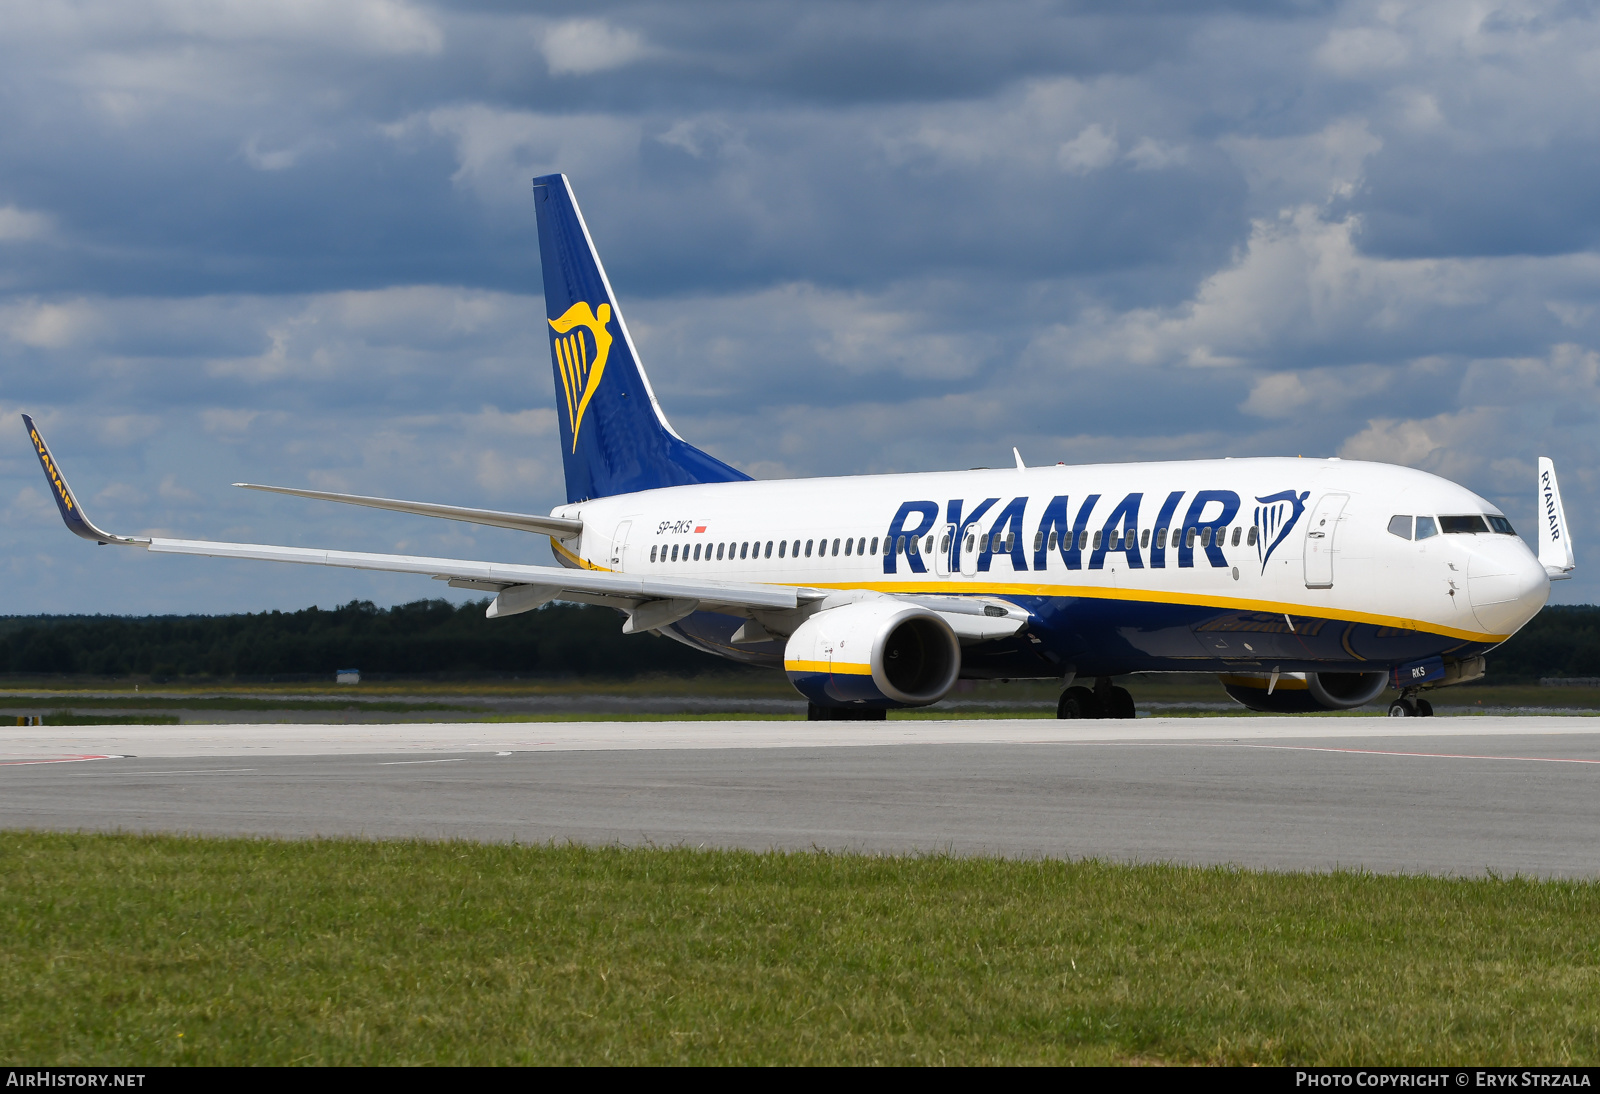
[1201,527,1212,548]
[1247,526,1258,547]
[650,545,658,562]
[844,538,853,556]
[1387,515,1413,540]
[1488,516,1516,536]
[1231,526,1241,547]
[1141,529,1150,549]
[717,543,725,560]
[671,545,680,562]
[1415,516,1438,540]
[870,537,879,555]
[805,539,814,557]
[793,539,801,557]
[778,540,787,558]
[858,537,867,555]
[764,541,773,558]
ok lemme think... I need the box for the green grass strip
[2,834,1598,1065]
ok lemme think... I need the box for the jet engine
[1220,670,1388,713]
[785,600,961,710]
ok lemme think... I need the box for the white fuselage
[550,457,1549,666]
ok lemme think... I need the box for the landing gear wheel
[1104,686,1136,720]
[1057,685,1103,720]
[1387,699,1417,717]
[1415,699,1434,718]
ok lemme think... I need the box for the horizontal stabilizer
[234,483,583,538]
[1537,457,1576,580]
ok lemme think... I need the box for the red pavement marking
[0,755,118,766]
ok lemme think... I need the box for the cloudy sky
[3,0,1599,614]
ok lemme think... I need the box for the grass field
[2,834,1597,1065]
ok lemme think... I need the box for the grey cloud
[6,0,1600,611]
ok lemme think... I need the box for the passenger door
[609,520,632,571]
[1303,494,1348,589]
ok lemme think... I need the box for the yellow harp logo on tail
[549,301,614,453]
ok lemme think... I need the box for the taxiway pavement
[2,717,1597,876]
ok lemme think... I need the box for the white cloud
[241,136,325,171]
[1,299,100,348]
[1124,137,1185,171]
[1315,26,1410,76]
[0,205,52,242]
[1339,407,1499,481]
[540,19,650,77]
[1057,123,1118,175]
[1223,118,1383,207]
[386,105,640,207]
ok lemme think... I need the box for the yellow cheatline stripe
[784,659,873,676]
[550,539,612,572]
[780,578,1508,644]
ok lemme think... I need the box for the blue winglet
[21,414,140,545]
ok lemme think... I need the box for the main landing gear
[1057,677,1136,720]
[1386,688,1434,718]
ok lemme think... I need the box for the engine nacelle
[1221,670,1389,713]
[785,601,961,710]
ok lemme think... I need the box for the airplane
[21,173,1574,720]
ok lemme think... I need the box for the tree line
[0,599,1596,682]
[0,600,740,680]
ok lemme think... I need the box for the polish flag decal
[694,525,707,533]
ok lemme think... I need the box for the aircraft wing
[21,415,811,629]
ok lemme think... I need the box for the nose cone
[1467,539,1550,635]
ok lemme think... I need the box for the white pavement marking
[1224,743,1600,765]
[2,717,1600,760]
[377,758,469,766]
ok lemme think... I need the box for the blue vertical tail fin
[532,173,749,503]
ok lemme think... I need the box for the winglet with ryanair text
[1538,456,1576,580]
[21,414,147,546]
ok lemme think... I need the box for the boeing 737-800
[23,174,1574,719]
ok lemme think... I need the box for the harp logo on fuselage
[549,301,614,453]
[1253,489,1309,573]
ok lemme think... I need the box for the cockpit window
[1415,516,1438,540]
[1439,515,1490,534]
[1487,515,1516,536]
[1387,515,1413,540]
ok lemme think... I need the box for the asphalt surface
[3,717,1598,876]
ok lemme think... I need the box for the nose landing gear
[1057,677,1136,719]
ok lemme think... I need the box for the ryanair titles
[882,489,1304,575]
